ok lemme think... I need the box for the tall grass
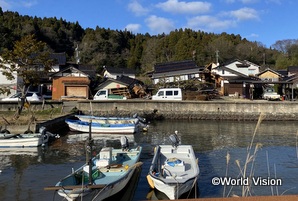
[223,113,265,197]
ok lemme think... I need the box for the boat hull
[75,115,139,124]
[65,119,136,134]
[0,134,49,147]
[147,145,199,200]
[85,165,137,201]
[148,174,198,200]
[54,146,142,201]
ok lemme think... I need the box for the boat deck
[158,145,198,183]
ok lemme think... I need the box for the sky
[1,0,298,48]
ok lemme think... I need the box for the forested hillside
[1,7,297,75]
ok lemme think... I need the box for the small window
[158,91,164,96]
[166,91,173,96]
[174,90,178,95]
[97,90,106,96]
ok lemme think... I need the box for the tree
[0,34,53,117]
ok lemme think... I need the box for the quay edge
[76,100,298,121]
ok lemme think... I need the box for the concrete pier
[76,99,298,121]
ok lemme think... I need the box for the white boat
[75,114,140,124]
[65,119,137,134]
[45,136,142,201]
[75,114,149,132]
[0,127,59,148]
[147,132,199,200]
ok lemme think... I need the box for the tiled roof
[116,75,144,86]
[287,66,298,73]
[50,53,66,65]
[154,60,198,73]
[104,66,135,74]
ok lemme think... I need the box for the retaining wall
[76,100,298,121]
[0,101,63,111]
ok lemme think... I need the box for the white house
[212,59,260,77]
[149,60,204,84]
[0,57,17,98]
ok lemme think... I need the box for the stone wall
[76,100,298,121]
[0,101,63,111]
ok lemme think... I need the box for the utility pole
[215,50,219,66]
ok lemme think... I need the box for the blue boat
[45,136,142,201]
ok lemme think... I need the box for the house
[211,59,261,97]
[103,66,135,79]
[212,59,260,77]
[95,75,146,98]
[257,68,284,82]
[149,60,204,84]
[0,57,17,98]
[49,52,67,72]
[50,66,91,100]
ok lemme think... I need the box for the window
[97,90,106,96]
[158,91,164,96]
[174,90,179,95]
[166,91,173,96]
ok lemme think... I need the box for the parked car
[1,92,41,102]
[262,88,280,101]
[152,88,182,101]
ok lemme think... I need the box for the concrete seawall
[76,100,298,121]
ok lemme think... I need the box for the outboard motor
[169,131,180,148]
[39,126,47,136]
[133,113,147,124]
[137,116,146,124]
[120,136,129,151]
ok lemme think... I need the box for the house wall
[153,70,200,84]
[0,70,17,98]
[225,83,243,97]
[104,71,135,79]
[214,61,260,77]
[226,61,259,76]
[52,77,90,100]
[99,82,127,90]
[258,71,280,81]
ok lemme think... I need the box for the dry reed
[223,113,265,197]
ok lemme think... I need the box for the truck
[262,88,280,100]
[93,89,127,100]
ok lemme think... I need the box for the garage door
[66,86,87,97]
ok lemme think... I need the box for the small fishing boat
[45,135,142,201]
[75,113,149,132]
[146,131,199,200]
[65,119,137,134]
[75,114,141,124]
[0,127,59,148]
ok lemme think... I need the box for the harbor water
[0,119,297,200]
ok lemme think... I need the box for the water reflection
[0,119,297,201]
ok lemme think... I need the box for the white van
[151,88,182,101]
